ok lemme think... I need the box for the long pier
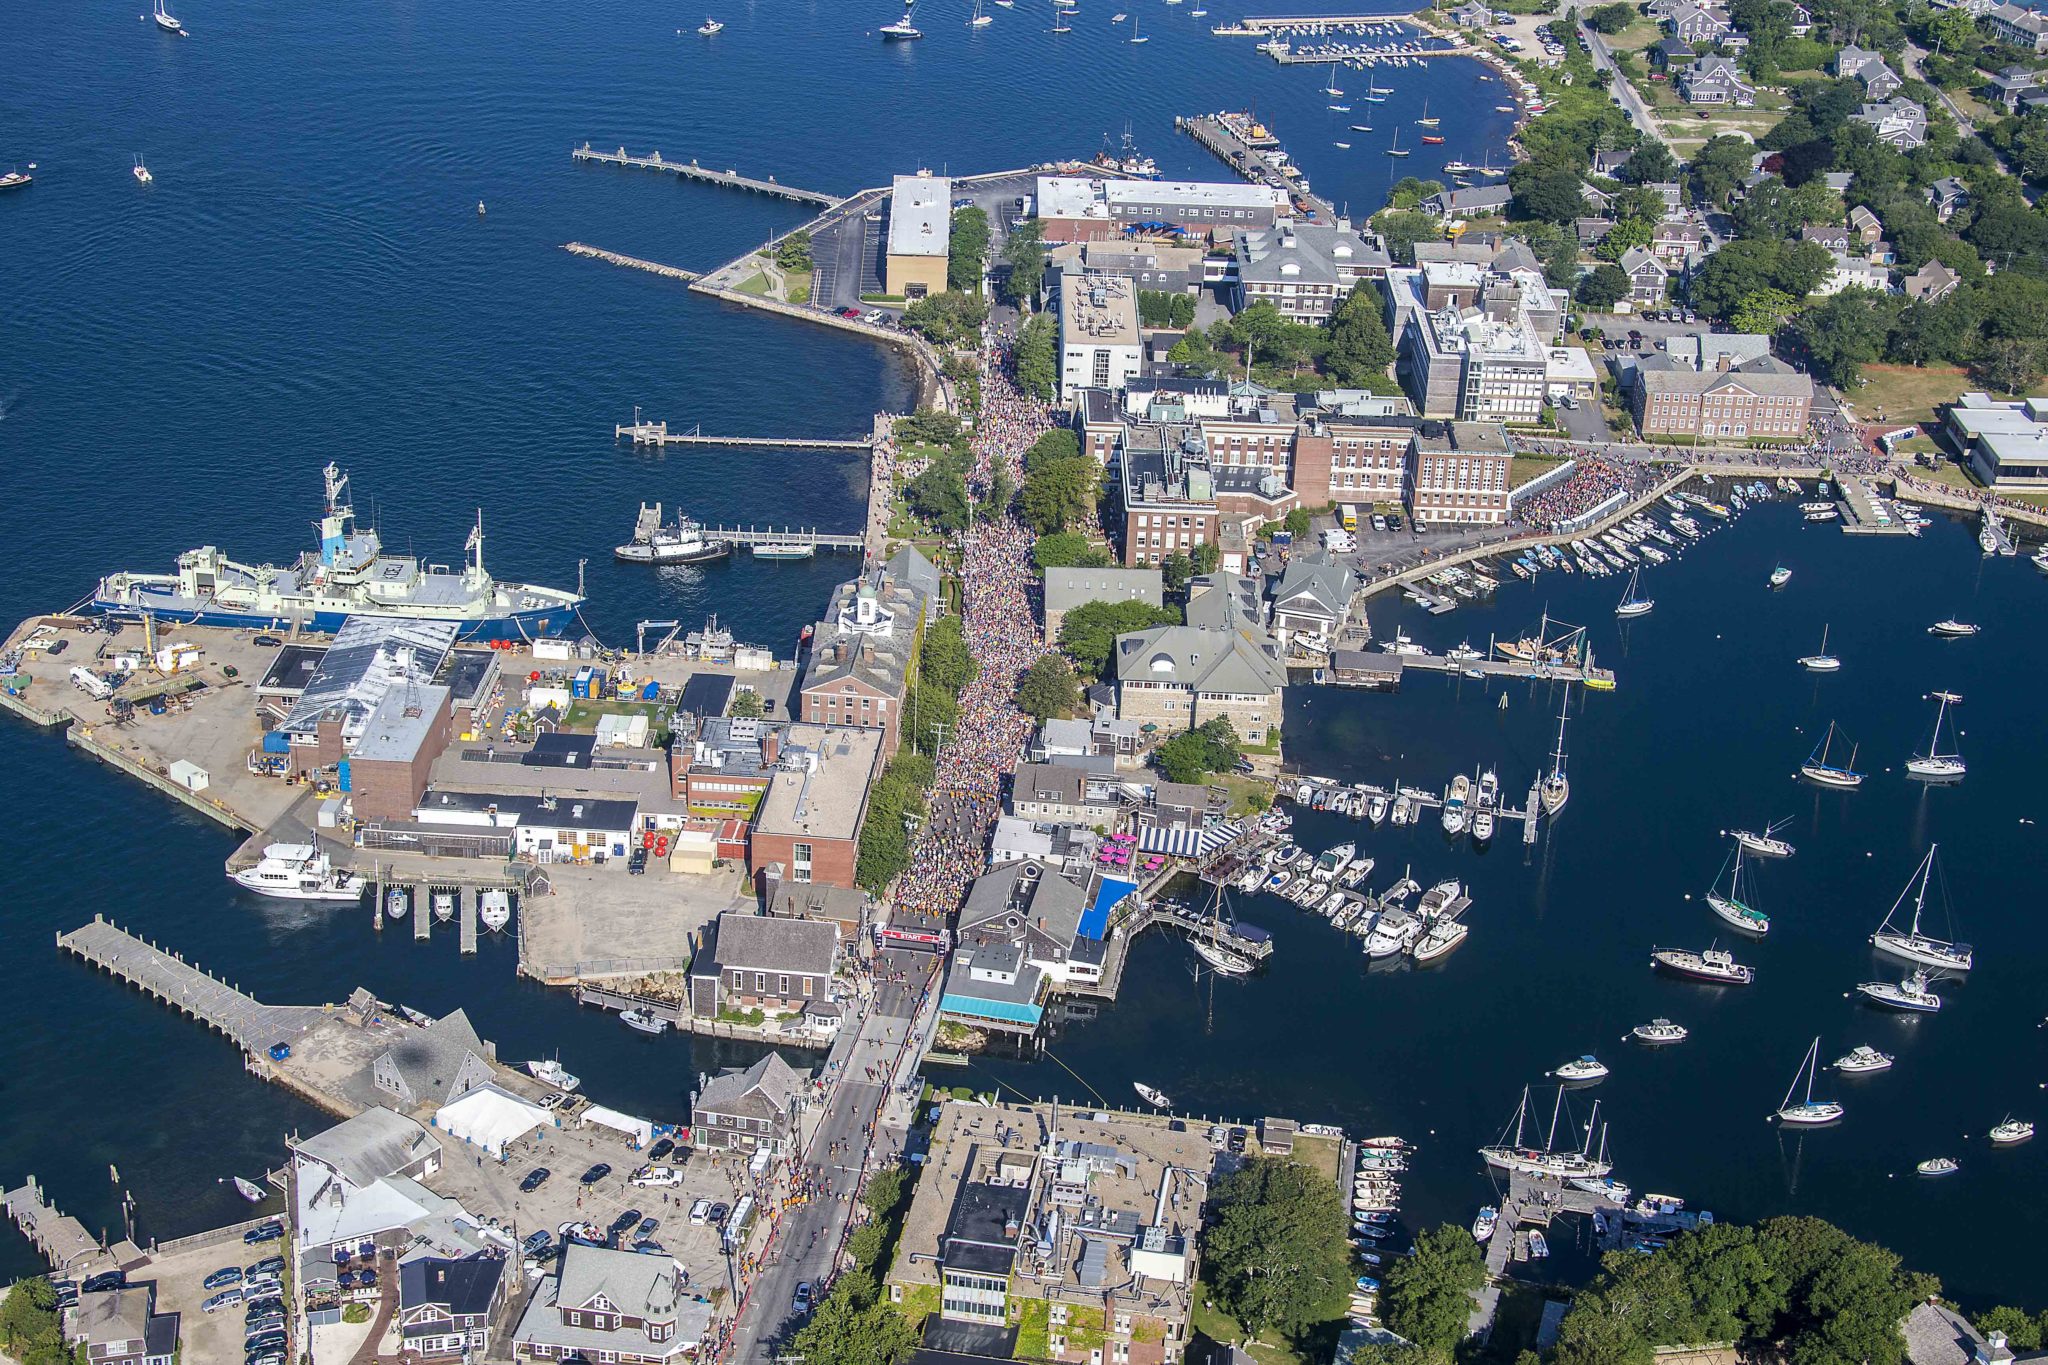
[4,1177,137,1276]
[572,144,840,207]
[562,241,701,282]
[1176,114,1336,221]
[704,526,866,551]
[56,916,328,1055]
[615,417,872,451]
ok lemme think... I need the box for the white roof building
[887,174,953,261]
[433,1084,553,1157]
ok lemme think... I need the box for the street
[1579,19,1667,147]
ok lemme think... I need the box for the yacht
[1704,843,1769,936]
[1479,1089,1613,1179]
[1870,845,1972,971]
[620,1008,670,1035]
[229,843,364,902]
[1650,945,1755,985]
[1615,565,1653,617]
[1990,1118,2035,1146]
[1856,968,1942,1013]
[1134,1082,1170,1108]
[1928,619,1979,638]
[1471,769,1498,843]
[1799,721,1863,788]
[1540,697,1571,816]
[478,889,512,931]
[879,6,923,38]
[1441,773,1469,835]
[527,1057,582,1092]
[1411,919,1469,963]
[1551,1055,1608,1083]
[1798,624,1841,672]
[432,891,455,922]
[1632,1017,1688,1044]
[0,169,33,191]
[1772,1038,1844,1126]
[1769,565,1792,588]
[1832,1045,1893,1074]
[696,17,724,33]
[1367,793,1389,825]
[152,0,186,33]
[1916,1156,1960,1176]
[1906,691,1965,780]
[1728,820,1794,858]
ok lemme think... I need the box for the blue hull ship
[92,464,582,641]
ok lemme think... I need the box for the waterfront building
[1045,240,1211,297]
[1292,394,1420,507]
[1112,622,1285,744]
[886,1101,1212,1362]
[1185,570,1267,633]
[1058,273,1143,403]
[1044,567,1164,637]
[885,174,952,300]
[1035,175,1289,245]
[1267,551,1360,653]
[1409,422,1513,527]
[394,789,641,862]
[1944,393,2048,490]
[1419,185,1513,219]
[796,551,935,758]
[940,862,1099,1035]
[1985,1,2048,50]
[1114,421,1294,568]
[1902,1301,2022,1365]
[991,815,1101,875]
[67,1287,177,1365]
[763,880,869,938]
[1226,222,1391,323]
[746,722,882,888]
[1629,348,1814,440]
[398,1255,508,1363]
[689,1051,809,1154]
[373,1008,496,1110]
[1031,709,1144,765]
[688,911,839,1017]
[512,1243,713,1363]
[671,713,779,811]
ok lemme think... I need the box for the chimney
[1715,354,1732,372]
[761,728,781,767]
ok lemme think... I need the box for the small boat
[1906,692,1965,781]
[1420,134,1445,144]
[1128,12,1148,40]
[1769,565,1791,588]
[1367,793,1388,825]
[1798,623,1840,672]
[1441,773,1469,835]
[1415,98,1439,127]
[1773,1037,1844,1126]
[1471,768,1498,843]
[750,542,816,560]
[1870,845,1972,971]
[528,1057,581,1092]
[1471,1206,1498,1242]
[152,0,186,33]
[1928,619,1978,638]
[1385,129,1409,158]
[478,889,512,931]
[1916,1156,1959,1176]
[696,17,724,33]
[1135,1082,1170,1108]
[1990,1118,2035,1146]
[1650,945,1754,985]
[620,1008,669,1035]
[1333,141,1352,149]
[1632,1017,1688,1044]
[132,155,153,184]
[1832,1045,1893,1074]
[1799,721,1863,788]
[0,169,32,191]
[1354,1209,1395,1223]
[1615,565,1653,618]
[1856,968,1942,1013]
[1728,820,1794,858]
[1705,844,1769,936]
[1528,1231,1550,1258]
[1192,939,1254,976]
[1570,1175,1631,1204]
[969,0,993,23]
[1552,1055,1608,1083]
[1412,919,1469,963]
[477,200,486,216]
[384,887,408,920]
[880,6,923,38]
[432,891,455,922]
[1351,123,1375,132]
[232,1176,266,1202]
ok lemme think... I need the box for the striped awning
[1137,820,1243,858]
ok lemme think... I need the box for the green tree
[1374,209,1444,266]
[1032,531,1112,571]
[1731,286,1799,334]
[948,205,991,292]
[1974,337,2048,393]
[906,677,958,755]
[1154,718,1241,782]
[1576,263,1632,309]
[1511,165,1589,223]
[1692,136,1760,207]
[1191,541,1221,575]
[897,408,961,447]
[1586,2,1635,31]
[1201,1155,1352,1338]
[1025,428,1082,471]
[1554,1292,1656,1365]
[1928,5,1978,52]
[1168,324,1222,374]
[1017,652,1080,720]
[1160,550,1194,593]
[1017,313,1057,400]
[791,1274,919,1365]
[1324,282,1397,385]
[1379,1225,1488,1358]
[1283,506,1312,538]
[906,464,971,533]
[1002,218,1047,304]
[730,689,765,720]
[901,290,989,345]
[1617,140,1678,185]
[1975,1309,2045,1351]
[1020,455,1098,534]
[1594,217,1654,260]
[919,614,978,695]
[775,229,814,271]
[1797,289,1896,386]
[1057,598,1181,678]
[863,1166,908,1218]
[979,464,1014,522]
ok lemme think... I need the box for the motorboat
[528,1057,582,1092]
[384,887,408,920]
[1928,619,1979,638]
[1704,844,1769,936]
[1769,565,1791,588]
[1135,1082,1170,1108]
[616,504,733,564]
[1441,773,1469,835]
[1471,769,1498,843]
[1832,1045,1893,1074]
[1798,624,1840,672]
[229,843,364,902]
[1552,1055,1608,1083]
[1799,721,1863,788]
[1354,1209,1395,1224]
[1773,1038,1844,1126]
[696,17,724,33]
[1990,1118,2034,1145]
[1570,1175,1631,1204]
[1906,692,1965,781]
[1,169,34,191]
[1411,919,1469,963]
[478,889,512,931]
[1471,1206,1498,1242]
[132,155,153,184]
[880,6,923,38]
[1632,1018,1688,1044]
[1650,945,1754,985]
[1367,793,1388,825]
[1728,821,1794,858]
[1870,845,1972,971]
[1529,1231,1550,1258]
[1856,968,1942,1013]
[432,891,455,922]
[1916,1157,1959,1176]
[620,1008,670,1035]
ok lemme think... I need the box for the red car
[837,306,862,319]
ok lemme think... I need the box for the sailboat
[880,4,923,38]
[1478,1087,1613,1179]
[1361,79,1389,103]
[1190,881,1253,975]
[152,0,187,33]
[1773,1038,1845,1125]
[1769,564,1791,588]
[132,154,153,184]
[969,0,993,24]
[1704,844,1769,935]
[1052,6,1071,31]
[1615,565,1653,617]
[1323,62,1344,96]
[1870,845,1972,971]
[1799,721,1863,788]
[1727,818,1794,858]
[1798,623,1840,671]
[1129,11,1149,41]
[1385,128,1409,158]
[1906,690,1965,780]
[1540,696,1570,816]
[1415,98,1439,128]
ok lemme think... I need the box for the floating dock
[615,417,872,451]
[572,144,840,207]
[562,241,702,283]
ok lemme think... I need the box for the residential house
[1112,622,1286,745]
[1848,205,1884,243]
[1902,1299,2024,1365]
[1801,223,1852,252]
[1652,34,1696,68]
[1987,65,2039,110]
[1420,184,1514,218]
[68,1289,177,1365]
[1868,239,1898,265]
[1852,99,1929,149]
[1681,56,1757,105]
[399,1255,508,1363]
[1575,216,1618,248]
[1926,177,1970,222]
[512,1242,714,1363]
[689,1051,809,1153]
[1816,253,1894,294]
[1668,2,1734,44]
[1266,551,1359,653]
[1592,149,1636,176]
[1787,1,1813,32]
[1043,567,1165,637]
[1836,44,1903,98]
[1987,2,2048,52]
[687,911,838,1017]
[1646,181,1685,215]
[1650,219,1705,264]
[1904,260,1962,301]
[1619,247,1671,304]
[1008,762,1098,826]
[1631,351,1815,439]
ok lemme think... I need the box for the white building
[1058,272,1143,402]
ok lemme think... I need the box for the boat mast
[1910,845,1935,938]
[1551,696,1570,779]
[1580,1100,1600,1156]
[1546,1086,1564,1152]
[1513,1086,1528,1147]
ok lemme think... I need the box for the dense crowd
[893,339,1054,918]
[1517,456,1660,532]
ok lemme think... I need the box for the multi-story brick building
[746,722,881,889]
[1408,421,1513,526]
[1630,351,1813,440]
[1292,395,1419,506]
[795,547,937,759]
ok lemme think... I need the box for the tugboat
[615,503,733,565]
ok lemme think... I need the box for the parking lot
[128,1227,290,1365]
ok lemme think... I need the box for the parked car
[202,1290,244,1313]
[247,1354,285,1365]
[707,1202,731,1226]
[688,1199,713,1226]
[864,310,885,324]
[837,306,863,319]
[244,1222,284,1245]
[628,847,648,874]
[636,1217,660,1237]
[579,1163,612,1185]
[793,1282,814,1315]
[522,1230,554,1254]
[521,1167,552,1192]
[609,1209,645,1236]
[1227,1126,1248,1154]
[243,1315,284,1336]
[247,1256,285,1277]
[631,1165,683,1188]
[82,1271,126,1293]
[647,1138,676,1161]
[205,1268,244,1290]
[244,1331,287,1352]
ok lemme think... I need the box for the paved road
[1579,20,1667,147]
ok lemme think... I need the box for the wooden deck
[57,916,329,1056]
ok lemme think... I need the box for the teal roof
[940,994,1045,1026]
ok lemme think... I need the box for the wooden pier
[615,417,872,451]
[4,1177,137,1276]
[1176,114,1335,221]
[562,241,701,282]
[56,916,329,1055]
[704,526,866,551]
[572,144,840,207]
[460,895,479,955]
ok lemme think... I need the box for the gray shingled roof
[1113,624,1286,696]
[710,913,837,976]
[696,1051,806,1123]
[297,1108,438,1189]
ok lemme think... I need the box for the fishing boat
[1472,1206,1498,1242]
[1541,697,1571,816]
[1798,624,1840,672]
[1906,692,1965,780]
[232,1177,266,1202]
[1415,98,1438,127]
[1727,819,1794,858]
[1769,564,1791,588]
[1870,845,1972,971]
[1478,1088,1614,1179]
[1615,565,1653,617]
[152,0,186,33]
[384,887,408,920]
[617,503,734,564]
[1773,1037,1844,1125]
[1441,773,1469,835]
[1856,968,1942,1013]
[1471,769,1498,843]
[528,1057,582,1092]
[1798,721,1863,788]
[880,5,923,38]
[1442,160,1477,173]
[1928,618,1979,638]
[1650,945,1754,985]
[1134,1082,1170,1107]
[1632,1017,1688,1044]
[432,891,455,922]
[1832,1045,1893,1073]
[1990,1118,2035,1145]
[1916,1156,1959,1176]
[620,1008,670,1035]
[0,169,32,190]
[697,17,723,32]
[132,155,153,184]
[1704,844,1769,936]
[1552,1055,1607,1083]
[478,889,511,931]
[229,843,364,902]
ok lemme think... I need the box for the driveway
[1557,398,1612,443]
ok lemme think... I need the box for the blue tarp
[261,731,291,754]
[1080,878,1137,942]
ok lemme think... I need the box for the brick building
[746,722,882,889]
[1408,422,1513,526]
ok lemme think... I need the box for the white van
[688,1199,713,1226]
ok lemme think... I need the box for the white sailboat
[1726,818,1794,858]
[1798,623,1840,671]
[1129,11,1148,40]
[1773,1037,1844,1125]
[1799,720,1863,788]
[969,0,993,25]
[1540,695,1570,816]
[1870,845,1972,971]
[1615,565,1653,617]
[1704,844,1769,936]
[1906,691,1965,780]
[152,0,187,33]
[1323,62,1344,96]
[1191,882,1253,975]
[1478,1088,1613,1179]
[1415,97,1438,127]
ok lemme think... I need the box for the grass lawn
[781,267,813,304]
[734,271,770,297]
[1917,458,1984,492]
[1217,773,1274,819]
[1289,1132,1343,1184]
[1610,15,1661,51]
[1847,364,2048,424]
[1191,1288,1307,1365]
[561,698,671,746]
[1511,454,1569,488]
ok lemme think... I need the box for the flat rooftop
[889,174,953,260]
[753,723,882,842]
[1060,272,1140,348]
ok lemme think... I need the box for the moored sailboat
[1799,721,1863,788]
[1615,565,1653,617]
[1869,845,1972,971]
[1905,691,1965,780]
[1540,695,1571,816]
[1704,843,1769,936]
[1773,1037,1844,1125]
[1797,623,1840,671]
[1478,1087,1614,1179]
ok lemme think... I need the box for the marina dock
[57,916,329,1056]
[4,1177,141,1276]
[460,896,479,954]
[1176,113,1336,222]
[1835,474,1917,536]
[703,526,865,551]
[615,417,873,451]
[562,241,702,283]
[572,144,840,207]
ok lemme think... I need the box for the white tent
[579,1104,655,1147]
[433,1084,553,1157]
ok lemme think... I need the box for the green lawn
[561,698,671,746]
[1848,363,2048,425]
[1511,454,1569,488]
[734,271,771,297]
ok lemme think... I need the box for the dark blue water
[964,503,2048,1309]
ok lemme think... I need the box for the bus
[1339,504,1360,532]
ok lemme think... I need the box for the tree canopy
[1024,428,1082,472]
[790,1272,919,1365]
[1016,653,1080,722]
[901,290,989,345]
[1032,531,1112,571]
[1201,1155,1352,1339]
[919,614,978,696]
[855,753,934,892]
[1576,263,1632,310]
[1324,282,1398,387]
[1016,313,1057,400]
[1154,718,1242,783]
[1056,598,1180,678]
[1002,218,1047,304]
[906,463,970,533]
[948,206,990,292]
[1020,454,1099,534]
[1379,1225,1487,1360]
